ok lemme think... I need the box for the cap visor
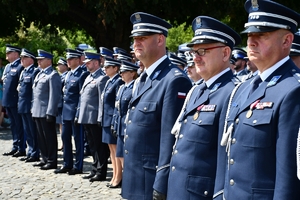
[83,58,92,63]
[241,26,279,34]
[129,32,156,37]
[187,39,219,47]
[36,56,46,59]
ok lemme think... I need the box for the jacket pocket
[186,175,214,198]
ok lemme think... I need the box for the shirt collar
[259,56,289,82]
[71,65,80,73]
[205,68,230,88]
[144,55,167,78]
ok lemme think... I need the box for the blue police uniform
[17,49,40,160]
[112,61,139,157]
[102,59,124,144]
[121,13,192,200]
[2,45,25,155]
[60,49,89,173]
[166,16,241,200]
[32,50,61,169]
[77,52,110,180]
[214,1,300,199]
[56,57,68,125]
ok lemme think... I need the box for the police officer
[166,16,241,200]
[102,57,124,188]
[56,57,68,150]
[185,53,202,85]
[121,12,192,200]
[109,61,139,188]
[18,48,40,162]
[54,49,89,175]
[290,30,300,68]
[232,47,249,81]
[32,50,61,170]
[214,0,300,199]
[2,44,25,157]
[76,52,110,182]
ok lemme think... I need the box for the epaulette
[291,68,300,83]
[231,75,241,85]
[174,69,183,77]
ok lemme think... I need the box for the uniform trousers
[34,117,57,166]
[6,107,25,152]
[20,113,39,158]
[83,124,109,178]
[62,120,84,170]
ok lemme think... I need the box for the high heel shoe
[108,180,122,188]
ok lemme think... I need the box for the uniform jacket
[167,70,237,200]
[2,58,24,107]
[215,59,300,200]
[17,65,39,113]
[112,81,134,136]
[77,69,109,124]
[31,66,61,117]
[62,68,89,120]
[101,74,124,127]
[122,58,192,200]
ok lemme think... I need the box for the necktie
[248,75,262,96]
[195,82,207,102]
[138,72,148,94]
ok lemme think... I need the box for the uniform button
[179,134,183,139]
[171,166,175,171]
[64,101,66,103]
[128,120,131,124]
[253,120,257,124]
[174,150,178,155]
[235,118,239,124]
[184,119,187,123]
[230,179,235,186]
[124,129,126,133]
[204,191,208,196]
[199,120,202,124]
[125,150,128,154]
[232,138,236,144]
[230,159,234,165]
[132,106,135,110]
[144,107,147,111]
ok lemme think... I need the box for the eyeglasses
[190,46,226,56]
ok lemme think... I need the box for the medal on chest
[246,99,260,118]
[193,104,205,120]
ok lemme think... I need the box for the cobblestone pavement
[0,128,123,200]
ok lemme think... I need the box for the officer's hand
[46,115,55,123]
[97,121,101,127]
[153,190,166,200]
[74,118,78,126]
[110,125,117,138]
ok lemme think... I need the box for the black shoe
[25,157,40,163]
[19,156,29,161]
[40,164,57,170]
[89,175,106,182]
[54,167,71,174]
[82,172,96,179]
[108,180,122,188]
[12,151,26,157]
[68,168,82,175]
[3,149,17,156]
[106,183,112,187]
[33,162,46,167]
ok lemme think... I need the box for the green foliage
[167,22,193,52]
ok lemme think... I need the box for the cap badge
[135,14,141,22]
[196,17,202,28]
[251,0,259,11]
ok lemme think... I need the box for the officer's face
[192,43,229,81]
[37,58,51,69]
[86,60,99,73]
[247,29,293,72]
[21,56,33,68]
[104,65,118,78]
[133,34,164,67]
[187,65,201,82]
[67,57,79,69]
[6,51,19,63]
